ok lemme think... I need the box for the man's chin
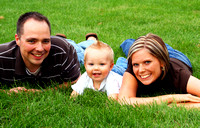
[31,60,43,67]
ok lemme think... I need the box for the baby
[71,41,122,100]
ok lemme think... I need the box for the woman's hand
[170,94,200,103]
[118,94,200,107]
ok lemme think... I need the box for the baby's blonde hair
[84,41,114,63]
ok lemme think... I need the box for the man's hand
[9,87,41,93]
[9,87,27,93]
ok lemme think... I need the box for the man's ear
[15,34,20,46]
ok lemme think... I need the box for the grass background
[0,0,200,127]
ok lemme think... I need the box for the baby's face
[84,49,114,84]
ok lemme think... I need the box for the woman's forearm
[119,94,200,106]
[119,95,172,106]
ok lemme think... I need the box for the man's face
[15,19,51,72]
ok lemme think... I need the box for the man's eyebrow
[25,38,51,41]
[43,38,51,40]
[26,38,37,41]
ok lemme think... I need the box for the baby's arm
[70,90,79,98]
[107,72,123,100]
[108,93,118,100]
[70,72,88,98]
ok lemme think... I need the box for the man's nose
[35,42,44,51]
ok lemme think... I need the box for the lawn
[0,0,200,127]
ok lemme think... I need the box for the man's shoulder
[0,40,17,54]
[50,36,72,48]
[50,36,76,56]
[0,40,17,82]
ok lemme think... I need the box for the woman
[118,33,200,107]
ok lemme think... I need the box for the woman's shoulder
[169,58,192,73]
[167,58,192,93]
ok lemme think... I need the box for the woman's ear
[160,62,165,71]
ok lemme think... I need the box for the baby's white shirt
[71,71,122,96]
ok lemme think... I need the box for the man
[0,12,80,93]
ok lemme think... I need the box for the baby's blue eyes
[88,63,105,66]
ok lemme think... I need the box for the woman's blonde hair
[128,33,170,79]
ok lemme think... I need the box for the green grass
[0,0,200,127]
[1,89,200,127]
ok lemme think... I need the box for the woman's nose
[138,65,145,72]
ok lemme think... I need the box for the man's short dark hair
[17,12,51,38]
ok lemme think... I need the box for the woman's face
[131,48,163,85]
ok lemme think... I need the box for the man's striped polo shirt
[0,36,80,87]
